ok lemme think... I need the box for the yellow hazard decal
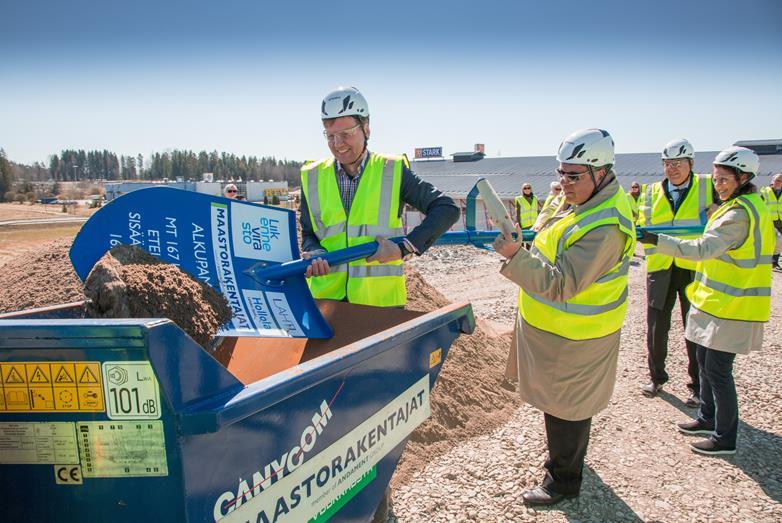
[429,348,442,368]
[0,362,105,413]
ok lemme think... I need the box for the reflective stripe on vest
[686,193,774,322]
[300,153,405,307]
[518,184,636,340]
[515,195,539,228]
[626,191,639,222]
[639,174,712,271]
[761,186,782,221]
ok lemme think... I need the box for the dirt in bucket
[84,245,231,349]
[392,268,520,487]
[0,238,86,313]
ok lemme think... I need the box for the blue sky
[2,0,781,165]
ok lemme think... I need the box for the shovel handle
[635,225,704,239]
[254,237,405,282]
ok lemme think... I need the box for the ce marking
[54,464,83,485]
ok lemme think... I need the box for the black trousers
[696,344,738,448]
[646,266,699,393]
[542,413,592,495]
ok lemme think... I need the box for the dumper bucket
[0,299,474,522]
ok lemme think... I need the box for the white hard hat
[321,86,369,120]
[713,146,759,177]
[662,138,694,160]
[556,128,615,167]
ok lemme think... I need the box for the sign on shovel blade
[69,187,333,338]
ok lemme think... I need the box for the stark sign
[102,362,161,420]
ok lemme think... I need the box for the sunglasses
[555,168,590,184]
[226,190,237,193]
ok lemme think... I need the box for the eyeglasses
[226,190,237,193]
[555,168,590,184]
[663,159,687,169]
[711,176,734,186]
[323,123,362,143]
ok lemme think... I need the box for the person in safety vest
[532,181,563,232]
[627,181,641,223]
[515,183,541,229]
[639,147,773,455]
[299,86,459,310]
[493,129,635,506]
[760,173,782,271]
[638,138,717,407]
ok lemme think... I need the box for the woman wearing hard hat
[638,146,774,456]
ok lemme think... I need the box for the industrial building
[405,140,782,231]
[104,180,289,203]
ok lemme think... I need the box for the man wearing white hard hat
[638,138,717,407]
[494,129,635,506]
[300,86,459,309]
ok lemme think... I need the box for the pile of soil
[0,238,85,313]
[84,245,231,349]
[0,239,230,349]
[393,268,520,487]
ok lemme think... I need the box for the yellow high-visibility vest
[300,153,405,306]
[638,174,713,272]
[514,195,539,228]
[519,186,636,340]
[626,191,640,223]
[687,193,774,321]
[761,186,782,221]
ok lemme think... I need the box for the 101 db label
[101,362,161,420]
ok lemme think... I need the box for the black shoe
[685,394,701,408]
[521,486,577,506]
[690,438,736,456]
[677,419,714,435]
[641,382,663,397]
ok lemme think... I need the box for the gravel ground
[390,245,782,522]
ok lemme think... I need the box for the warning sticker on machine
[102,361,161,420]
[0,422,78,464]
[0,362,104,413]
[77,421,168,477]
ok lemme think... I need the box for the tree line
[10,149,303,184]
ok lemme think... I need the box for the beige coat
[500,175,628,421]
[656,205,765,355]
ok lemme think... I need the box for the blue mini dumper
[0,299,474,522]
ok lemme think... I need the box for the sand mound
[84,245,231,349]
[0,238,85,313]
[393,268,519,486]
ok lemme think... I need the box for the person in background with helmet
[760,173,782,271]
[638,138,717,407]
[532,181,564,232]
[515,183,541,229]
[300,87,459,310]
[627,182,642,223]
[639,147,774,455]
[493,129,635,506]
